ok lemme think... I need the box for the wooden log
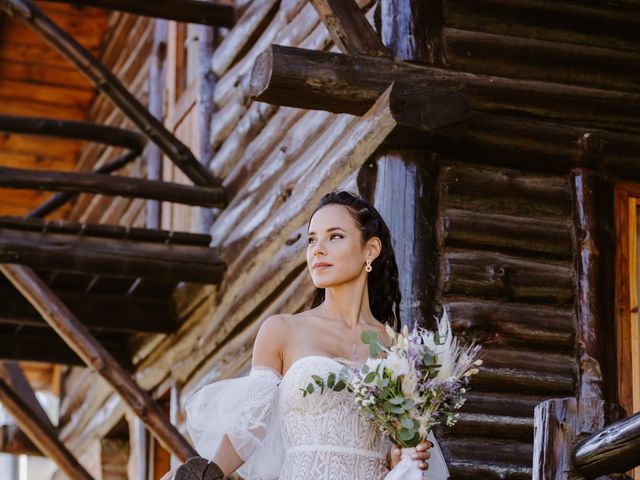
[0,227,224,284]
[441,250,575,305]
[0,165,226,207]
[1,0,219,187]
[461,391,548,419]
[445,300,575,351]
[440,438,533,466]
[442,412,534,440]
[0,264,198,461]
[439,113,640,177]
[572,410,640,478]
[444,0,640,52]
[441,208,573,259]
[0,286,176,333]
[0,424,43,456]
[572,169,618,406]
[0,115,145,151]
[439,163,572,218]
[443,28,640,93]
[29,150,140,218]
[250,45,640,130]
[38,0,236,27]
[0,375,95,479]
[309,0,390,56]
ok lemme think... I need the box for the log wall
[53,0,640,478]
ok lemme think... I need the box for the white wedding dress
[186,356,449,480]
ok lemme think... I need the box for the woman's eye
[330,234,343,240]
[307,238,316,244]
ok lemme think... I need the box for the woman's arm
[161,315,288,479]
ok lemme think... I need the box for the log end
[249,47,274,101]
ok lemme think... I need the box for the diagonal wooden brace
[0,264,198,462]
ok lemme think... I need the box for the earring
[365,260,372,272]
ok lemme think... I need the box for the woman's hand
[388,440,433,470]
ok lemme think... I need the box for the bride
[163,191,449,480]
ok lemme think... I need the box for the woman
[164,191,449,479]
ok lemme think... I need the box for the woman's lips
[313,263,332,270]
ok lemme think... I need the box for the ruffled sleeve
[185,366,284,480]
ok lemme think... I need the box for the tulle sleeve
[184,366,284,480]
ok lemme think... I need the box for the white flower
[385,351,412,381]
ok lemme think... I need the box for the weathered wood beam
[40,0,235,27]
[571,169,617,405]
[0,115,145,152]
[0,227,224,284]
[380,0,444,63]
[0,424,43,456]
[0,166,226,207]
[533,398,630,480]
[0,286,176,334]
[29,150,139,218]
[0,0,219,187]
[250,45,640,130]
[0,264,198,462]
[0,374,94,479]
[572,410,640,477]
[0,362,50,425]
[309,0,390,57]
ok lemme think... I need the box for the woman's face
[306,204,373,288]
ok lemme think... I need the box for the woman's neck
[320,278,375,329]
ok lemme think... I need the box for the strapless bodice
[277,356,390,480]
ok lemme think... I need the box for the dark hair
[308,190,401,331]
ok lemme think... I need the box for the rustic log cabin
[0,0,639,479]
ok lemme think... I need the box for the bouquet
[301,311,482,479]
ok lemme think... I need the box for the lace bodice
[278,356,390,480]
[185,355,449,480]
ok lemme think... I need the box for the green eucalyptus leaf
[306,384,314,394]
[364,371,377,383]
[333,379,347,392]
[327,373,336,389]
[389,396,405,405]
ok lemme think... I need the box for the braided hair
[308,190,402,331]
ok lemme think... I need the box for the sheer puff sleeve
[185,366,284,480]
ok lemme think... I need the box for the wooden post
[1,0,219,187]
[0,264,198,462]
[0,375,94,479]
[147,19,168,230]
[373,0,442,329]
[571,169,618,406]
[196,23,217,233]
[533,397,603,480]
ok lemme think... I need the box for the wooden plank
[250,44,640,130]
[0,264,198,462]
[39,0,236,27]
[0,60,91,89]
[0,362,50,425]
[0,228,224,283]
[0,166,226,207]
[309,0,389,56]
[0,373,94,479]
[2,0,220,187]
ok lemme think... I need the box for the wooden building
[0,0,639,479]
